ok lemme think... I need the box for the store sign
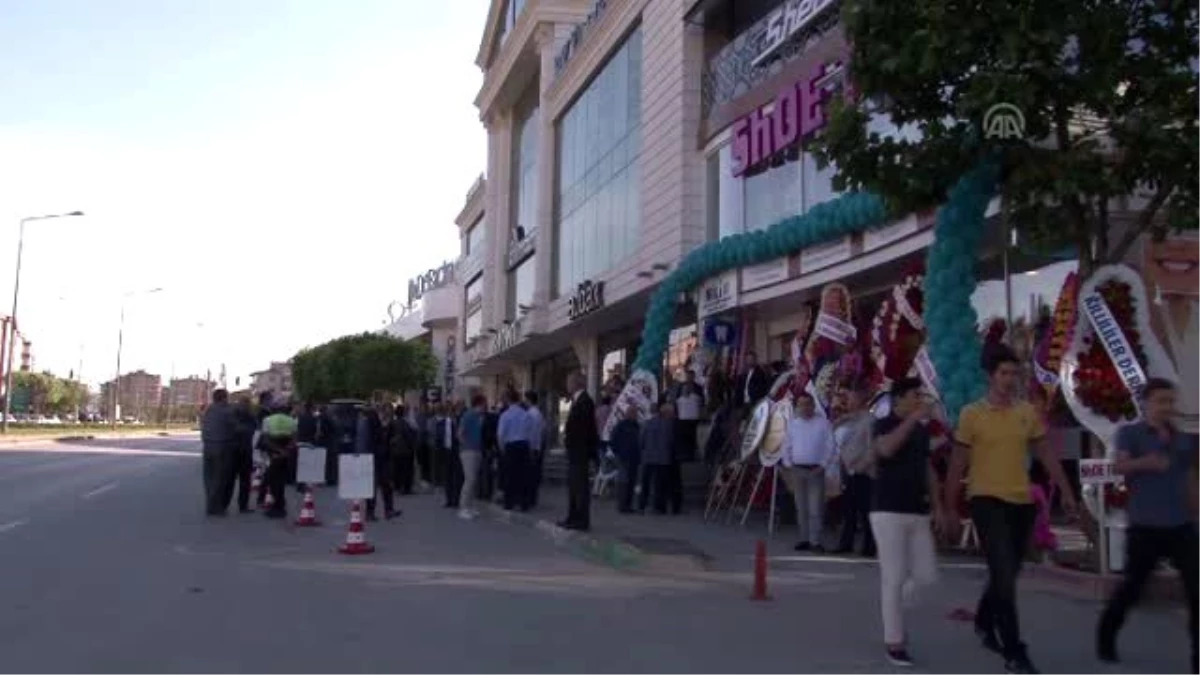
[752,0,839,67]
[863,214,921,251]
[554,0,609,74]
[731,59,843,177]
[741,257,791,291]
[799,235,852,273]
[1079,459,1120,485]
[699,271,739,318]
[567,280,605,321]
[407,261,455,305]
[703,318,738,347]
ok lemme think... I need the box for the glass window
[745,159,801,232]
[554,27,643,296]
[801,152,836,212]
[508,254,537,319]
[513,105,540,237]
[465,275,483,307]
[465,310,483,343]
[466,216,485,255]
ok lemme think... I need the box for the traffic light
[19,340,31,372]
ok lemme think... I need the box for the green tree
[292,333,438,401]
[814,0,1198,276]
[12,371,85,416]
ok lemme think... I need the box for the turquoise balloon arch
[631,161,1000,425]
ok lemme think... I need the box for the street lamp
[111,287,164,428]
[1,211,85,433]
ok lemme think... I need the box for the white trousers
[459,450,481,511]
[869,511,938,644]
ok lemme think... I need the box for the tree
[292,332,438,402]
[813,0,1198,276]
[12,371,86,417]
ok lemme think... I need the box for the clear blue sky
[0,0,489,388]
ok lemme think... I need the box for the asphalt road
[0,435,1191,673]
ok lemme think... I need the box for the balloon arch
[624,161,1000,427]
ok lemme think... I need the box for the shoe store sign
[568,280,605,321]
[752,0,838,67]
[408,261,456,305]
[731,58,843,177]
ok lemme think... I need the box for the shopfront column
[571,336,600,397]
[532,24,569,311]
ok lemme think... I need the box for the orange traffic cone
[295,489,321,526]
[337,500,375,555]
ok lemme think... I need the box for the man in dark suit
[560,371,598,531]
[738,350,771,409]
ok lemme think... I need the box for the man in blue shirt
[524,391,547,508]
[455,395,487,519]
[497,390,532,511]
[1098,378,1198,672]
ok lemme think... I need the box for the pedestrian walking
[200,388,238,517]
[781,391,836,552]
[358,406,398,521]
[498,390,532,511]
[560,371,598,531]
[835,387,877,556]
[456,395,487,519]
[436,405,463,508]
[479,403,500,501]
[945,345,1077,674]
[610,405,641,513]
[1097,378,1197,672]
[230,396,257,513]
[639,403,679,514]
[868,377,951,667]
[524,391,547,508]
[260,401,299,519]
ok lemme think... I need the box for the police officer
[261,400,298,519]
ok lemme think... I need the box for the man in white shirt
[523,390,547,508]
[782,391,836,552]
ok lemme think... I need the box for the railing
[507,227,537,269]
[701,8,840,118]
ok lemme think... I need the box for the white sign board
[1079,459,1120,485]
[698,271,739,318]
[297,444,327,484]
[741,257,790,292]
[337,454,376,500]
[799,236,852,274]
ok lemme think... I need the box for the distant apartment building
[250,361,293,400]
[163,376,211,408]
[100,369,162,420]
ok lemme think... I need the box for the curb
[483,503,649,571]
[0,430,195,446]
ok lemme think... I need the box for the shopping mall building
[451,0,1195,448]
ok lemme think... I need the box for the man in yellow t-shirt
[945,345,1076,674]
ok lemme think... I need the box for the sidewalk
[0,427,197,446]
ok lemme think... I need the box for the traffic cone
[294,489,321,526]
[337,500,375,555]
[750,539,771,601]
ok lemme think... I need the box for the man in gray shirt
[200,389,238,517]
[1097,378,1198,672]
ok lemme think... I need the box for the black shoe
[885,646,914,667]
[832,546,853,555]
[264,509,286,520]
[1004,650,1039,674]
[794,542,811,552]
[811,544,826,554]
[975,626,1002,654]
[384,509,401,520]
[238,506,252,514]
[205,510,227,518]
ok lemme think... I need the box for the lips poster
[1140,236,1198,431]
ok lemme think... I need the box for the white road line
[82,482,118,499]
[0,519,28,533]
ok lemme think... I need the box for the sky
[0,0,489,389]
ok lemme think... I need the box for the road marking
[0,519,28,533]
[82,482,118,499]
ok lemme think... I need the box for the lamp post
[2,211,85,433]
[111,287,164,428]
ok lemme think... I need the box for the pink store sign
[731,59,846,177]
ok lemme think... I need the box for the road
[0,435,1191,673]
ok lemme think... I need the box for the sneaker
[1004,653,1040,674]
[885,646,914,667]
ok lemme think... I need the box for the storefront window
[464,310,482,343]
[513,104,539,237]
[555,27,643,295]
[508,254,536,320]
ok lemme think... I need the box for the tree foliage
[291,332,439,402]
[813,0,1198,275]
[13,371,87,416]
